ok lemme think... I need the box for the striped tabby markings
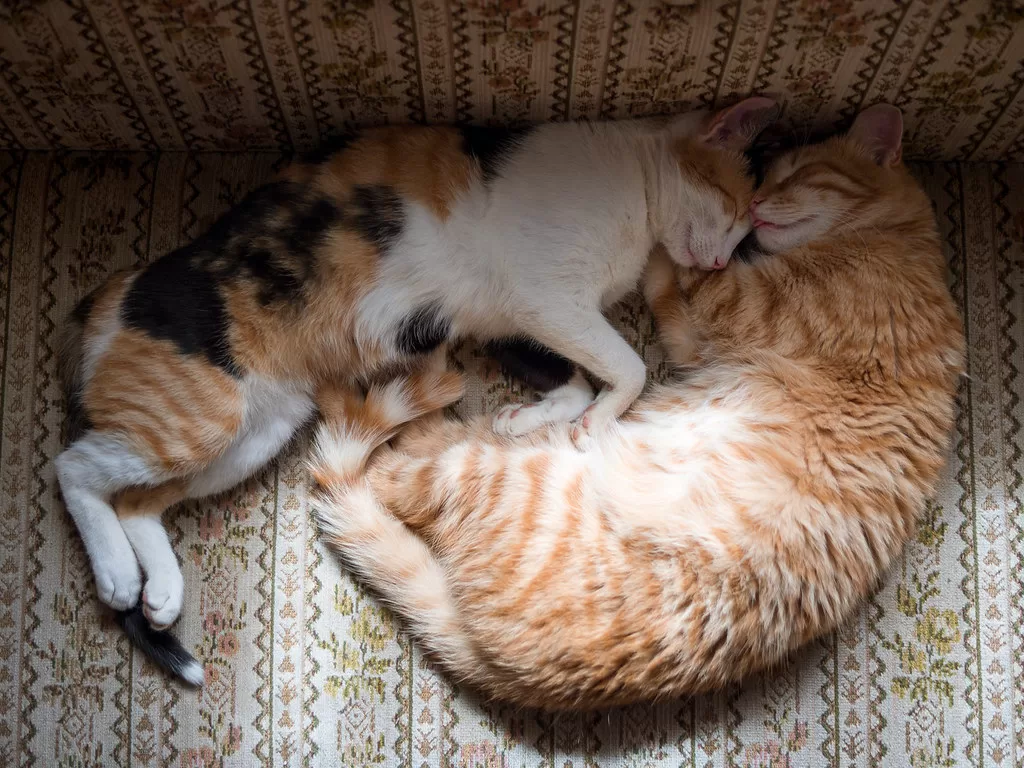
[84,330,244,472]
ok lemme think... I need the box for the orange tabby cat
[309,104,966,709]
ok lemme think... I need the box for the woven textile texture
[0,151,1021,766]
[1,0,1024,158]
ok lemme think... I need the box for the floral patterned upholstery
[0,2,1022,766]
[1,0,1023,158]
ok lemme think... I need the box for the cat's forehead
[768,137,863,176]
[674,139,755,209]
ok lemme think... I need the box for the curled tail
[116,605,204,686]
[309,361,466,490]
[310,363,480,674]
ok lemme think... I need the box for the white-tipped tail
[179,658,206,687]
[310,363,478,676]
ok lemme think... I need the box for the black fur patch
[396,303,451,355]
[71,289,97,324]
[203,181,340,306]
[117,604,202,686]
[485,337,575,392]
[243,247,307,305]
[458,124,534,181]
[299,131,361,166]
[123,248,240,375]
[64,389,92,444]
[123,181,342,371]
[287,197,343,254]
[63,287,100,443]
[349,185,404,251]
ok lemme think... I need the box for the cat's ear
[848,104,903,166]
[699,97,780,151]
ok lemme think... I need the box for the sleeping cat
[56,98,777,684]
[310,104,966,709]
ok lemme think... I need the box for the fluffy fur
[310,105,966,709]
[55,100,776,681]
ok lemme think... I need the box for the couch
[1,1,1021,765]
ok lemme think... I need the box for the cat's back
[481,120,649,210]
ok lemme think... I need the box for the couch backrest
[1,0,1022,160]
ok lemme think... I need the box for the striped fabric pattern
[0,152,1020,766]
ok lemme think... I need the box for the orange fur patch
[312,127,476,220]
[83,329,244,472]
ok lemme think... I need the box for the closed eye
[783,162,869,196]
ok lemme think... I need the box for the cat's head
[749,104,930,253]
[660,97,780,271]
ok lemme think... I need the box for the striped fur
[311,106,966,709]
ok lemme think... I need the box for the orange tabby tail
[309,358,465,490]
[310,360,479,674]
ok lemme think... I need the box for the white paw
[493,401,550,436]
[570,403,614,449]
[142,570,185,630]
[94,556,143,611]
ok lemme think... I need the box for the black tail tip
[116,604,204,687]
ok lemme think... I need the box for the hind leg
[56,432,167,610]
[116,482,187,628]
[115,386,315,628]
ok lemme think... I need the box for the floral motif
[0,12,1022,768]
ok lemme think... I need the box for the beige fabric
[1,1,1024,158]
[0,151,1021,765]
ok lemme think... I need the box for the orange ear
[848,104,903,166]
[700,96,780,151]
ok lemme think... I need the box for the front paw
[493,402,545,436]
[569,403,612,449]
[94,557,143,611]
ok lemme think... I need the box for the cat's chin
[668,250,699,269]
[753,225,803,253]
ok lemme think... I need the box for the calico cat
[56,98,777,684]
[309,105,966,709]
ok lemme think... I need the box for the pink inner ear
[848,104,903,165]
[703,97,779,150]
